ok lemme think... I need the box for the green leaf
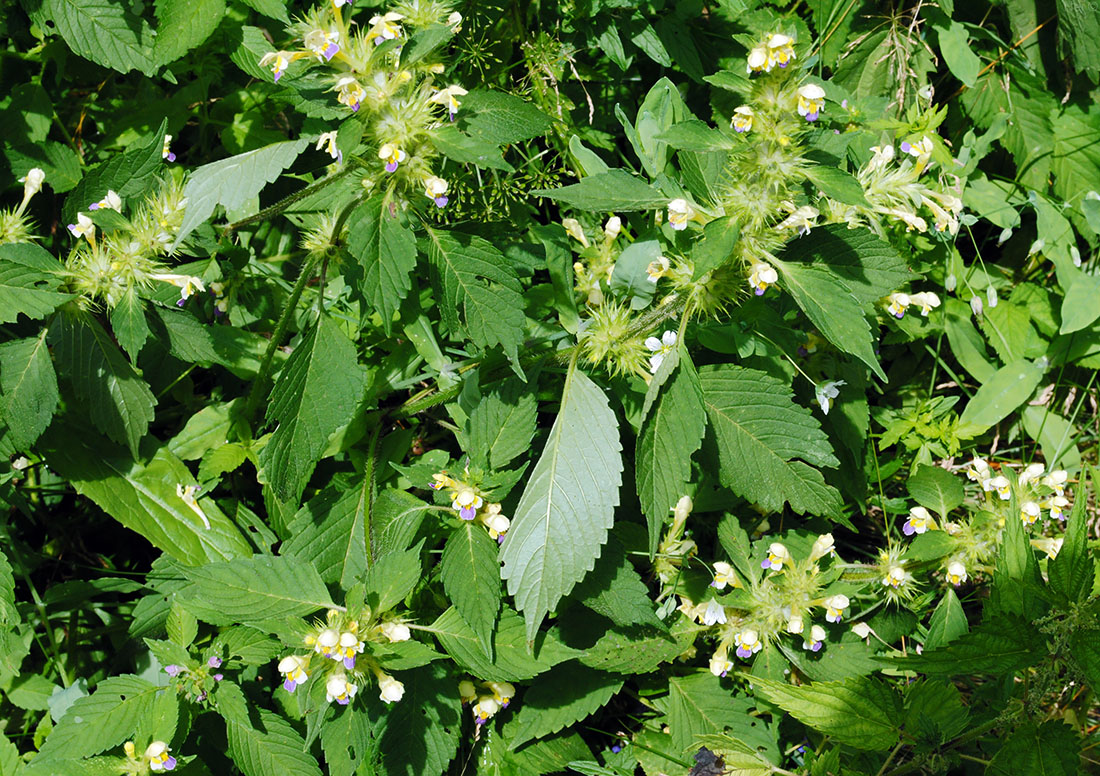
[804,165,870,206]
[1049,469,1094,604]
[427,606,580,681]
[109,288,149,362]
[179,555,335,625]
[572,536,662,628]
[198,442,251,481]
[1055,0,1100,81]
[175,139,308,246]
[0,550,14,628]
[690,216,741,279]
[440,523,501,657]
[987,721,1080,776]
[656,120,734,151]
[904,680,969,744]
[63,123,167,224]
[1022,406,1080,472]
[34,676,160,763]
[153,0,225,64]
[236,0,288,22]
[1060,274,1100,333]
[501,366,623,640]
[44,0,157,75]
[49,311,155,458]
[609,239,661,310]
[321,706,374,776]
[1069,628,1100,691]
[0,330,59,450]
[699,364,843,518]
[0,243,73,324]
[282,481,371,589]
[936,21,981,86]
[400,23,454,66]
[377,664,461,776]
[346,195,418,335]
[361,543,422,613]
[578,623,680,675]
[665,672,756,753]
[505,663,623,749]
[958,358,1045,433]
[425,228,525,369]
[259,314,366,503]
[465,377,538,470]
[751,676,901,751]
[906,464,964,518]
[778,224,912,306]
[924,588,969,650]
[891,616,1039,675]
[531,169,668,212]
[771,257,885,380]
[459,89,552,145]
[989,510,1046,620]
[430,125,514,172]
[637,350,706,556]
[219,683,323,776]
[944,299,996,382]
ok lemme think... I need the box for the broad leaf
[578,624,680,675]
[219,683,323,776]
[666,672,756,753]
[505,663,623,749]
[958,358,1046,433]
[501,366,623,640]
[699,365,842,517]
[34,676,161,763]
[0,330,59,449]
[572,536,663,629]
[109,287,150,362]
[0,243,73,324]
[154,0,225,65]
[924,588,969,650]
[531,169,668,212]
[282,481,371,589]
[361,543,423,613]
[259,314,366,503]
[45,0,157,75]
[377,664,462,776]
[906,464,964,518]
[180,555,335,625]
[987,721,1081,776]
[891,616,1040,675]
[458,89,552,145]
[465,377,538,470]
[346,195,418,334]
[1048,468,1093,604]
[777,225,911,306]
[440,523,501,656]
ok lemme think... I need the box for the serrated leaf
[401,22,453,66]
[777,225,911,305]
[428,606,580,682]
[805,165,870,206]
[430,125,514,171]
[891,616,1040,675]
[501,366,623,640]
[666,672,756,753]
[906,464,964,518]
[466,377,538,471]
[179,555,335,625]
[458,89,552,145]
[377,664,461,776]
[322,706,374,776]
[425,228,525,369]
[45,0,157,75]
[153,0,225,64]
[282,481,371,589]
[49,311,155,458]
[34,676,160,763]
[362,542,422,613]
[573,536,662,628]
[0,243,73,324]
[506,663,623,749]
[441,523,500,656]
[0,330,59,450]
[637,349,706,556]
[0,550,15,628]
[532,169,667,212]
[109,288,149,362]
[259,314,366,503]
[346,195,417,335]
[62,124,167,225]
[924,588,969,650]
[1048,468,1093,604]
[578,624,680,675]
[987,721,1080,776]
[904,680,969,745]
[699,364,842,517]
[198,442,250,482]
[175,138,308,246]
[771,257,885,380]
[751,676,901,751]
[690,216,741,279]
[656,120,735,151]
[219,683,323,776]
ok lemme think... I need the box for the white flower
[882,564,912,589]
[711,561,736,590]
[316,131,341,163]
[645,330,677,373]
[776,206,818,236]
[988,475,1010,500]
[1042,470,1068,496]
[945,561,967,586]
[19,168,45,200]
[803,624,826,652]
[885,292,910,319]
[326,673,358,705]
[368,12,404,44]
[429,85,468,120]
[1030,537,1064,560]
[145,741,176,772]
[424,175,449,208]
[903,506,933,536]
[380,621,411,642]
[814,380,845,415]
[810,533,835,561]
[762,542,790,572]
[646,256,670,283]
[562,217,588,247]
[67,213,95,241]
[1018,462,1045,487]
[731,106,754,133]
[868,145,894,172]
[786,614,804,634]
[162,135,176,162]
[1020,501,1041,526]
[151,273,205,305]
[377,673,405,703]
[314,628,340,659]
[824,594,849,623]
[733,630,762,658]
[851,622,873,639]
[970,295,983,317]
[277,655,309,692]
[709,649,733,677]
[796,84,825,121]
[702,599,727,626]
[902,136,934,157]
[1042,495,1070,522]
[604,216,622,238]
[908,292,941,316]
[176,484,211,530]
[88,190,122,212]
[746,45,769,73]
[748,262,778,295]
[667,198,694,230]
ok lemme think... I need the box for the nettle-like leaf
[0,550,16,628]
[153,0,226,65]
[43,0,158,76]
[217,682,323,776]
[376,664,462,776]
[500,366,623,640]
[751,675,901,752]
[465,377,538,471]
[504,663,623,749]
[906,464,964,518]
[425,227,526,369]
[636,348,707,556]
[572,536,663,629]
[346,194,418,335]
[179,555,335,625]
[440,522,501,657]
[0,243,73,325]
[259,314,366,503]
[49,310,155,458]
[1049,469,1094,604]
[282,481,371,590]
[987,720,1081,776]
[698,364,842,518]
[0,330,59,450]
[531,169,668,211]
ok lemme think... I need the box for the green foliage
[179,555,335,625]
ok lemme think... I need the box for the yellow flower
[766,33,795,68]
[945,561,967,586]
[731,106,754,133]
[748,263,778,295]
[796,84,825,122]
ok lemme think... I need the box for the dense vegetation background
[1,0,1100,774]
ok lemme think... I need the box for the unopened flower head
[278,655,309,692]
[803,624,826,652]
[903,506,933,536]
[824,594,849,623]
[786,614,804,634]
[734,629,762,659]
[458,680,477,703]
[796,84,825,122]
[709,649,733,677]
[667,198,694,230]
[748,262,778,295]
[645,330,677,373]
[380,620,411,642]
[731,106,754,133]
[761,542,790,571]
[604,215,622,239]
[18,168,45,200]
[145,742,177,772]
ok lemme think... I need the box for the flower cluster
[276,607,408,706]
[458,679,516,726]
[163,655,224,705]
[431,471,510,542]
[967,458,1070,525]
[883,290,941,319]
